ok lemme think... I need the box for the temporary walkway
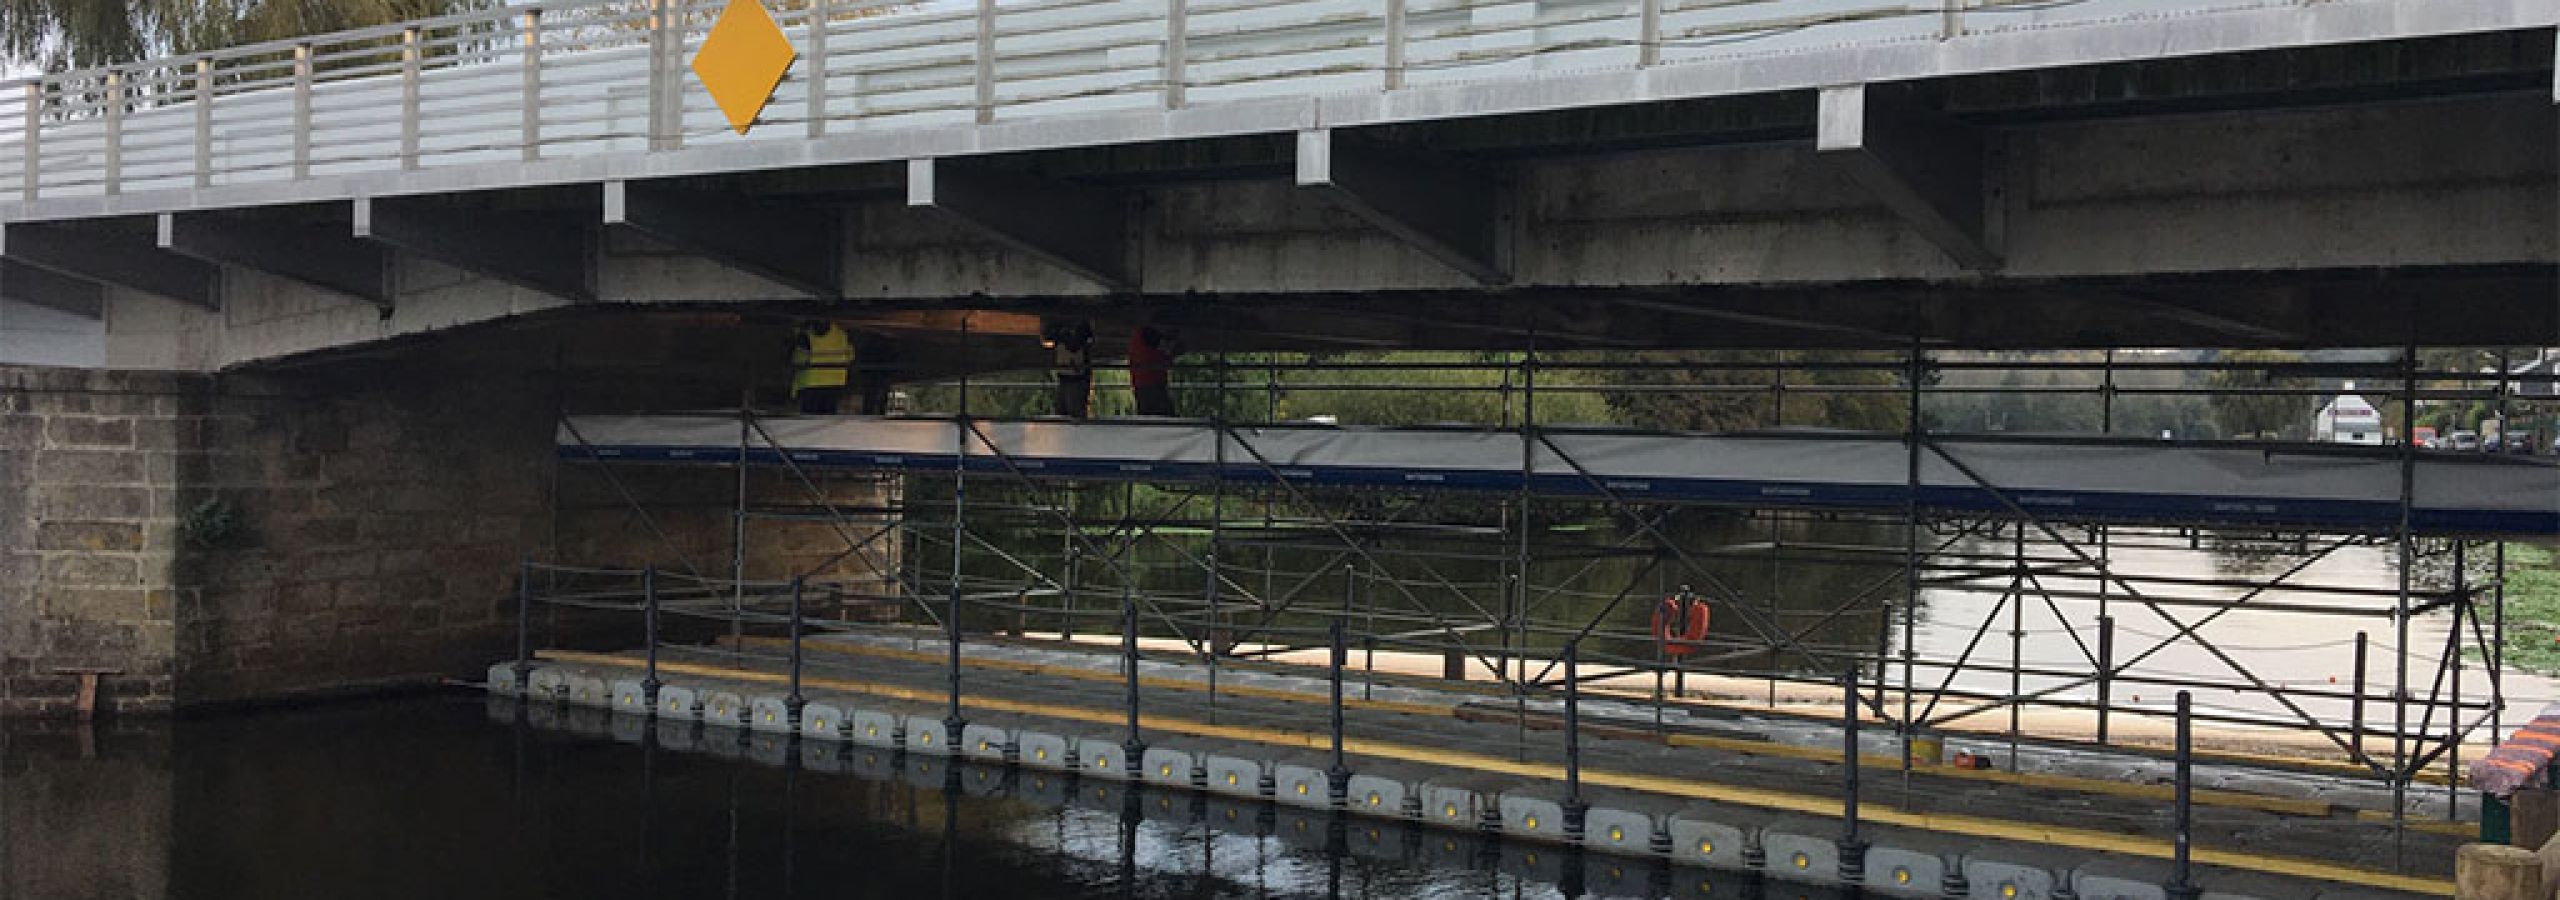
[560,414,2560,537]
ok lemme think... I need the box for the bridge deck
[559,414,2560,537]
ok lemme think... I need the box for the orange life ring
[1651,595,1711,658]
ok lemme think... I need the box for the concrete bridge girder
[27,82,2555,369]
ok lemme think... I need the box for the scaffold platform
[559,415,2560,538]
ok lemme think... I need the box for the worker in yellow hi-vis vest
[791,322,856,415]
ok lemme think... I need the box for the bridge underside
[17,28,2550,370]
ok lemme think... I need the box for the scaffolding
[539,349,2559,830]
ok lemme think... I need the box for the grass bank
[2490,543,2560,675]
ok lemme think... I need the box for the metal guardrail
[1,0,2292,202]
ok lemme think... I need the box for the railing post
[101,69,122,195]
[787,575,806,724]
[2094,614,2114,745]
[1562,640,1587,841]
[513,559,533,692]
[973,0,997,123]
[290,43,313,180]
[1637,0,1661,66]
[1837,665,1867,882]
[2166,691,2199,900]
[1162,0,1187,109]
[399,30,420,170]
[805,0,830,137]
[1382,0,1407,90]
[2350,630,2369,764]
[1120,548,1144,776]
[521,10,542,162]
[193,59,215,187]
[1327,616,1351,807]
[22,80,41,201]
[642,566,662,707]
[648,0,680,151]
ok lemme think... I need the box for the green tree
[1,0,477,72]
[2206,349,2318,440]
[1597,349,1906,433]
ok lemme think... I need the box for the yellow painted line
[2352,809,2477,838]
[733,635,1453,718]
[539,650,2455,897]
[757,636,2335,818]
[1661,734,2334,818]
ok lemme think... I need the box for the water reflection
[4,695,1823,900]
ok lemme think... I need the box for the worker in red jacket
[1129,325,1178,416]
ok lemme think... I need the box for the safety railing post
[513,559,533,691]
[2350,630,2368,764]
[399,29,420,170]
[805,0,831,137]
[22,80,41,201]
[1327,616,1351,807]
[1162,0,1187,108]
[1121,554,1144,776]
[642,566,662,706]
[290,43,312,179]
[1382,0,1406,90]
[2166,691,2199,900]
[1837,665,1866,882]
[520,10,543,161]
[2095,614,2114,744]
[1562,640,1587,841]
[973,0,997,123]
[193,58,216,186]
[1637,0,1661,66]
[787,575,806,723]
[101,69,122,195]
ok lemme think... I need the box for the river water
[4,694,1752,900]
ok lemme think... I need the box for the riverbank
[2489,543,2560,675]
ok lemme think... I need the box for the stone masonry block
[35,450,144,485]
[35,521,144,553]
[45,417,133,448]
[34,485,150,521]
[40,555,140,587]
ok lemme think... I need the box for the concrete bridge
[0,0,2550,371]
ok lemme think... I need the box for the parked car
[2448,431,2480,451]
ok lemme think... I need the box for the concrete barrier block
[609,710,648,744]
[1203,754,1267,798]
[609,679,650,714]
[749,696,794,733]
[655,717,698,752]
[1863,843,1949,898]
[2453,843,2542,900]
[1665,812,1748,869]
[849,746,895,779]
[1205,795,1267,836]
[1346,772,1413,819]
[1076,737,1136,780]
[801,702,848,741]
[526,666,569,700]
[525,700,562,730]
[1347,819,1409,862]
[564,674,610,708]
[1019,769,1069,807]
[1498,791,1568,844]
[2075,875,2166,900]
[1018,730,1073,769]
[961,761,1010,798]
[487,662,524,695]
[1963,859,2055,900]
[1762,828,1839,883]
[962,723,1013,762]
[850,709,900,747]
[702,691,747,728]
[1273,763,1332,808]
[801,739,844,773]
[1419,777,1513,832]
[1144,745,1203,789]
[746,730,792,767]
[657,685,702,720]
[1583,806,1659,858]
[903,751,950,790]
[903,715,953,754]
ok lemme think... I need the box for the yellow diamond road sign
[692,0,798,135]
